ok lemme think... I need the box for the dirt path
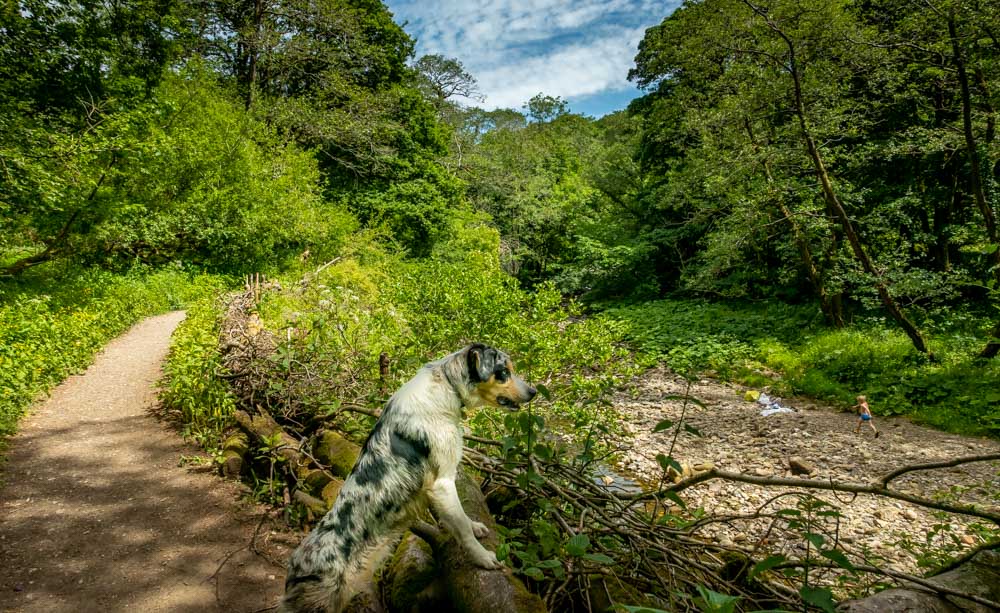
[0,312,289,613]
[613,367,1000,575]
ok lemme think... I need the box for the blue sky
[384,1,680,117]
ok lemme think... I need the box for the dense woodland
[2,0,1000,611]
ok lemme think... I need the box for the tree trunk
[744,118,843,327]
[384,472,548,613]
[950,15,999,268]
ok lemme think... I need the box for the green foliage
[253,226,638,435]
[159,291,236,437]
[1,68,354,273]
[0,266,222,436]
[608,298,1000,435]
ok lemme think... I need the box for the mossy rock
[301,468,332,494]
[385,533,442,611]
[321,478,345,510]
[222,431,249,454]
[313,430,360,478]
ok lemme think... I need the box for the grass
[604,299,1000,436]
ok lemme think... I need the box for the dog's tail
[278,571,348,613]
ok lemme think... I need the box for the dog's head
[461,343,536,410]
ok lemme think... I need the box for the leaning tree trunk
[743,0,931,354]
[744,117,844,327]
[948,15,1000,359]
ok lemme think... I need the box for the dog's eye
[495,368,509,382]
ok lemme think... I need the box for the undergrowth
[605,299,1000,436]
[250,227,641,442]
[159,291,236,441]
[0,264,224,436]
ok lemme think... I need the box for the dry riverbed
[612,367,1000,576]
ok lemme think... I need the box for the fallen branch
[629,467,1000,525]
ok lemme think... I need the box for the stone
[788,457,815,476]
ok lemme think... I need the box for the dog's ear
[466,343,493,382]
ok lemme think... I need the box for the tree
[0,0,179,119]
[524,94,569,123]
[414,54,482,107]
[629,0,936,353]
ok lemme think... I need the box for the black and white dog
[280,343,536,613]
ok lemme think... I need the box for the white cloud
[472,26,649,109]
[387,0,672,111]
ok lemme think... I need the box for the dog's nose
[526,386,537,400]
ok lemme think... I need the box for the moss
[313,430,360,478]
[321,478,344,510]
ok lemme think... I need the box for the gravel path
[613,367,1000,575]
[0,312,289,613]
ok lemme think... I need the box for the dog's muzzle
[497,396,520,410]
[498,383,537,411]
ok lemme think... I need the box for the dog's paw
[471,521,490,539]
[469,546,504,570]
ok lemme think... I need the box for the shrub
[159,291,236,438]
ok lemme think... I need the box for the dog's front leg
[428,477,503,569]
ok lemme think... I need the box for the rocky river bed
[611,367,1000,575]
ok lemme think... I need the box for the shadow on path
[0,312,289,612]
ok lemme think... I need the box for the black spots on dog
[375,497,401,520]
[317,499,355,535]
[336,500,355,525]
[285,573,321,590]
[339,534,355,559]
[389,429,430,467]
[354,456,388,486]
[467,343,498,383]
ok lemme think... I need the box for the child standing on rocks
[853,395,879,438]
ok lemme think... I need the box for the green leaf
[656,453,681,473]
[820,549,855,571]
[653,418,674,433]
[695,584,740,613]
[565,533,591,556]
[521,566,544,580]
[535,383,551,400]
[582,553,615,564]
[663,490,687,510]
[804,533,825,549]
[683,422,703,436]
[799,585,836,613]
[748,554,786,580]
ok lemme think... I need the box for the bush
[0,266,224,435]
[159,291,236,438]
[245,226,638,441]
